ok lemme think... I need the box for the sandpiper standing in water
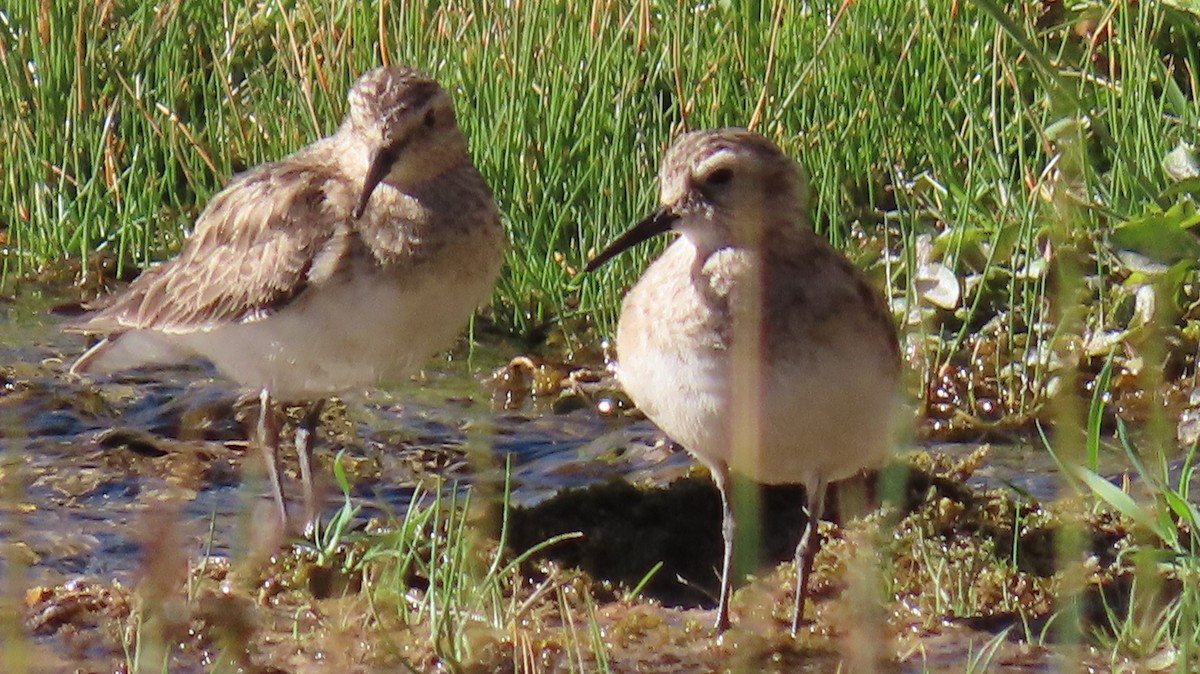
[587,128,900,634]
[68,66,505,531]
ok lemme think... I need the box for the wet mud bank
[1,286,1192,671]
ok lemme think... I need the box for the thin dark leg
[295,398,325,533]
[711,463,735,634]
[791,478,827,637]
[256,389,287,530]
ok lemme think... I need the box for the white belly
[619,333,895,486]
[179,263,495,400]
[614,240,897,487]
[87,257,500,401]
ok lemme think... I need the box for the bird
[585,128,900,635]
[66,66,506,532]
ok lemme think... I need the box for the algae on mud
[1,282,1197,671]
[17,446,1170,673]
[2,0,1198,668]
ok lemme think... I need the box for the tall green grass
[4,2,1200,668]
[3,1,1193,355]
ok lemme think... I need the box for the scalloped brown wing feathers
[70,160,344,335]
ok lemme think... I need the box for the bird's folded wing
[68,164,344,335]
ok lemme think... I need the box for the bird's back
[68,143,504,400]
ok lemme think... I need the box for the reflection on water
[0,287,695,585]
[1,287,1177,673]
[0,286,1164,594]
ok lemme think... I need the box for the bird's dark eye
[423,109,437,128]
[704,167,734,187]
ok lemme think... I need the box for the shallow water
[0,286,697,586]
[0,285,1155,585]
[1,286,1178,672]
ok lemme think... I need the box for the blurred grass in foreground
[3,2,1200,669]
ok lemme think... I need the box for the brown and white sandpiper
[68,66,506,531]
[587,128,900,634]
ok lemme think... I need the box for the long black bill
[353,144,402,220]
[585,207,680,272]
